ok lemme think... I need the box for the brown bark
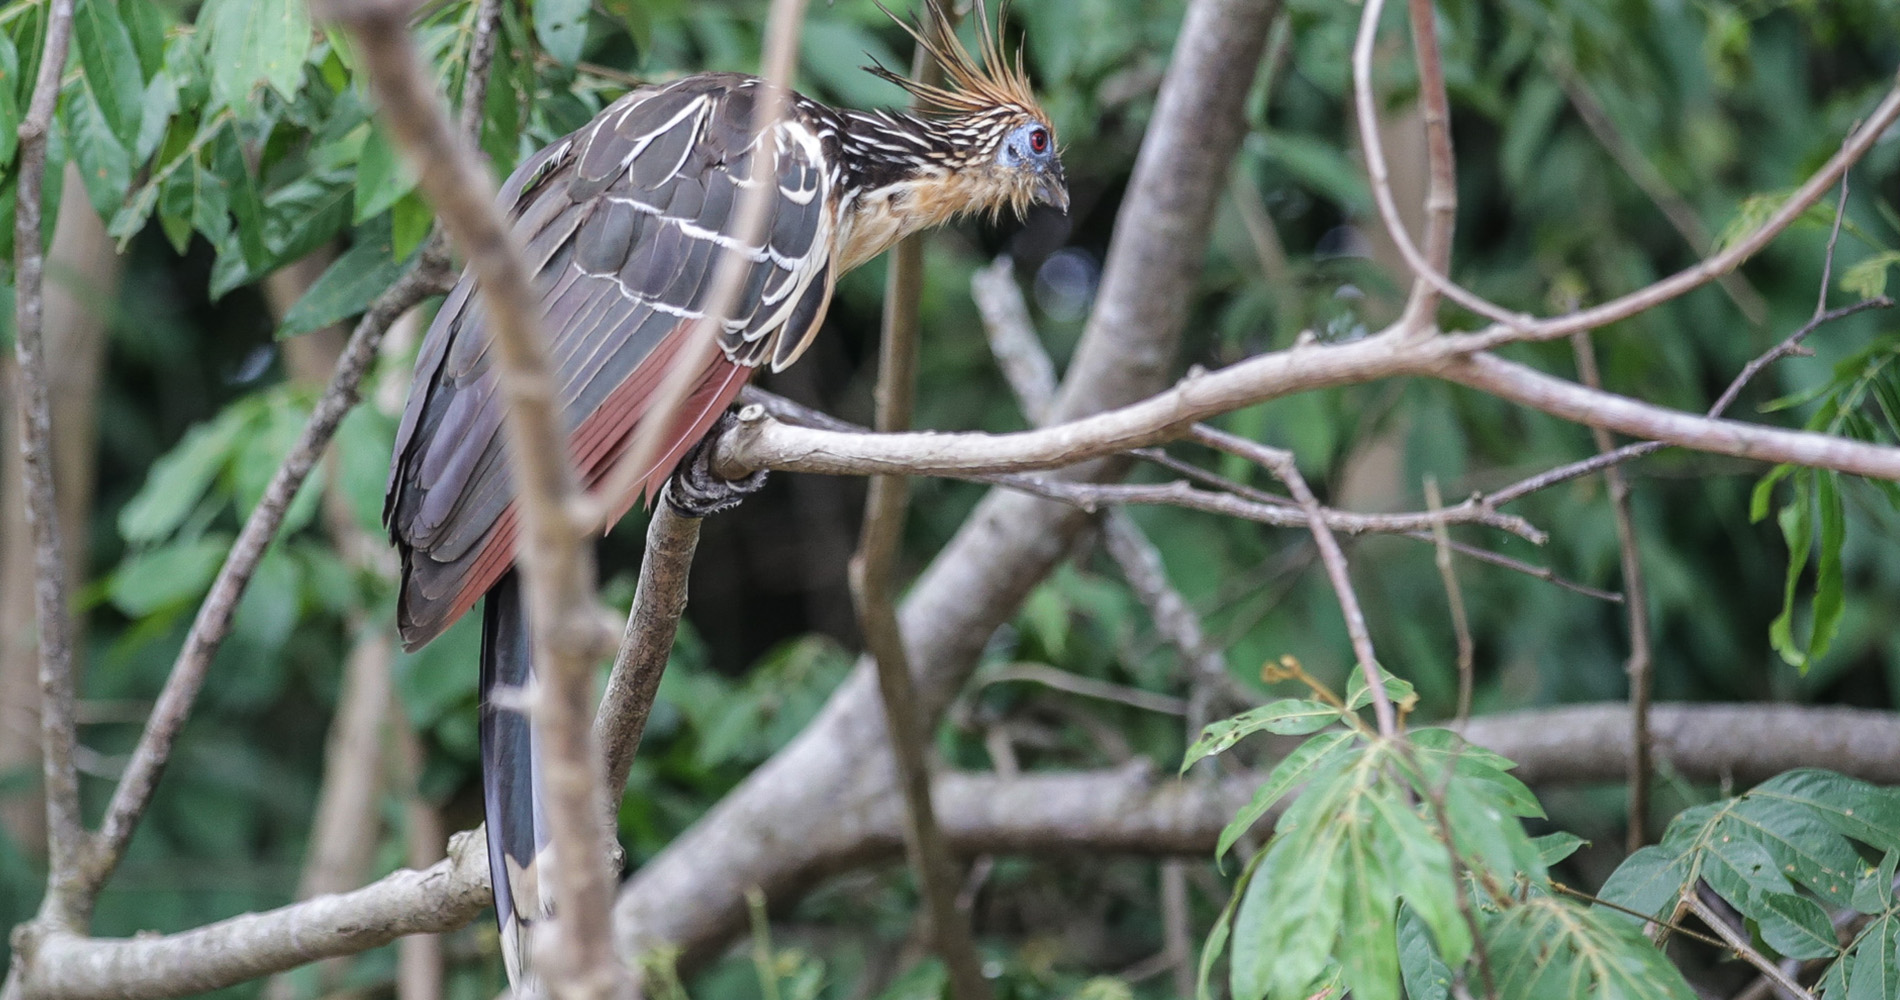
[0,163,121,857]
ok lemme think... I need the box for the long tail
[481,572,547,994]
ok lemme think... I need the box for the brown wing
[385,73,839,650]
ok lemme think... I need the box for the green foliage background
[0,0,1897,997]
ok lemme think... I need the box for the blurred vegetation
[0,0,1897,997]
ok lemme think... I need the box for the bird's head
[870,1,1068,217]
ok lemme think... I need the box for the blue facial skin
[1000,121,1068,212]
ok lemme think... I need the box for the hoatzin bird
[384,1,1064,989]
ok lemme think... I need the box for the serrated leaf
[201,0,312,110]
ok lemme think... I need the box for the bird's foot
[665,410,768,518]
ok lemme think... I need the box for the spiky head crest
[868,0,1044,121]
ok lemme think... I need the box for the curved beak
[1034,162,1070,214]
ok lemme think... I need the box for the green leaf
[1748,888,1839,959]
[1851,851,1897,914]
[1841,250,1900,300]
[1216,730,1357,861]
[201,0,312,110]
[1826,911,1899,1000]
[1533,832,1587,866]
[1199,848,1265,1000]
[351,122,415,223]
[1184,698,1342,771]
[1396,907,1452,1000]
[63,80,133,220]
[0,30,20,166]
[389,189,433,259]
[1769,471,1814,667]
[1345,666,1417,714]
[1487,897,1697,1000]
[1596,844,1694,927]
[1807,472,1846,668]
[73,0,145,146]
[119,411,246,544]
[109,537,230,618]
[278,224,412,337]
[534,0,591,65]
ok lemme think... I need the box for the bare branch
[1569,334,1654,851]
[719,324,1900,484]
[1422,478,1475,725]
[1555,64,1766,324]
[12,831,490,1000]
[598,504,701,797]
[9,0,84,929]
[1354,0,1900,348]
[316,0,621,992]
[1191,426,1394,735]
[1685,893,1816,1000]
[852,31,990,998]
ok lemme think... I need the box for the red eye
[1028,127,1048,153]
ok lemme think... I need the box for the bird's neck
[831,109,1003,273]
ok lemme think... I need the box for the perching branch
[316,0,622,995]
[9,0,84,932]
[597,503,703,797]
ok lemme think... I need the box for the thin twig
[1404,531,1621,604]
[1555,64,1766,324]
[1355,0,1900,345]
[851,29,992,1000]
[318,0,622,994]
[9,0,83,932]
[977,663,1188,716]
[1684,893,1817,1000]
[1423,478,1475,725]
[597,503,703,797]
[1192,426,1395,735]
[1569,334,1653,852]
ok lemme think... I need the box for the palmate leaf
[1599,769,1900,965]
[1226,737,1481,1000]
[1487,897,1697,1000]
[1818,907,1900,1000]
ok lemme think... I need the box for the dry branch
[11,702,1896,999]
[318,0,623,994]
[9,0,84,930]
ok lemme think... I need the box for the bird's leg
[665,409,770,518]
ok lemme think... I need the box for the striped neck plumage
[830,106,1066,272]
